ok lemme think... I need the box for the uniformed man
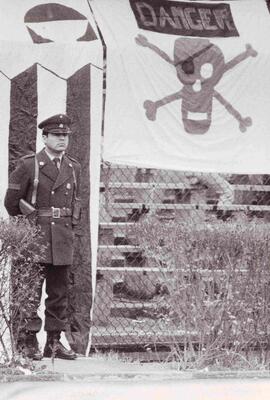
[5,114,81,360]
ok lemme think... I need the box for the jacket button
[51,222,55,225]
[51,191,55,195]
[65,223,69,227]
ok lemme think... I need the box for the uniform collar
[36,149,73,190]
[44,149,64,162]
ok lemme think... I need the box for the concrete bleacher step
[111,216,129,222]
[100,182,191,190]
[98,245,142,255]
[233,184,270,192]
[99,222,135,230]
[97,265,250,275]
[110,202,270,211]
[162,197,176,204]
[110,300,167,319]
[114,197,135,203]
[111,256,125,268]
[100,180,270,194]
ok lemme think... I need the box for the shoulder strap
[67,153,79,164]
[71,163,78,200]
[22,153,35,160]
[31,156,39,205]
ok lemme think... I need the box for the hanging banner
[0,0,103,351]
[92,0,270,174]
[130,0,239,37]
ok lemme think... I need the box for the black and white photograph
[1,1,270,399]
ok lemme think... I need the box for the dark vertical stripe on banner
[266,0,270,14]
[87,0,107,137]
[66,64,91,353]
[9,64,37,174]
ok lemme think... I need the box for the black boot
[17,331,43,361]
[43,331,77,360]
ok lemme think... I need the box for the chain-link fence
[91,163,270,359]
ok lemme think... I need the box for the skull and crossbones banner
[0,0,103,351]
[91,0,270,174]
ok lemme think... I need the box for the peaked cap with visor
[38,114,72,135]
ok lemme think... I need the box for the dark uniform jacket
[5,148,81,266]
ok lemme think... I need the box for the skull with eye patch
[136,35,257,134]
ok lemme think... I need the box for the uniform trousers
[23,264,69,333]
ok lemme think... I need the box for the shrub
[131,216,270,369]
[0,217,46,365]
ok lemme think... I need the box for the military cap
[38,114,72,134]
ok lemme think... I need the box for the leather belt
[38,207,72,218]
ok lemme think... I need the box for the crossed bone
[136,34,257,133]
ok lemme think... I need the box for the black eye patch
[176,43,213,76]
[181,58,195,75]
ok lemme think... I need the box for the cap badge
[59,123,64,128]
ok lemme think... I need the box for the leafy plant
[0,216,46,366]
[130,216,270,369]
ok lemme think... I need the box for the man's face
[42,132,69,154]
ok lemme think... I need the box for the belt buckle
[52,207,61,218]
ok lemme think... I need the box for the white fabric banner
[0,77,10,218]
[92,0,270,174]
[0,0,103,352]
